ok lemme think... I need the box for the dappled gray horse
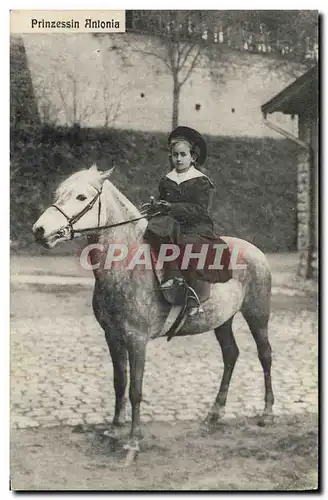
[33,165,274,461]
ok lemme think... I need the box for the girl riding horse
[144,126,231,315]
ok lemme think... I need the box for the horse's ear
[100,166,115,180]
[89,163,98,172]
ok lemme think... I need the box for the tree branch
[167,40,176,75]
[178,46,202,88]
[177,42,198,72]
[57,82,72,124]
[78,83,100,123]
[102,82,127,126]
[130,47,172,72]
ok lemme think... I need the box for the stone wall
[310,119,318,280]
[297,112,317,279]
[21,32,304,138]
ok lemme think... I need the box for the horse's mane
[105,180,147,239]
[105,180,141,219]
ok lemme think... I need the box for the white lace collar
[165,166,206,185]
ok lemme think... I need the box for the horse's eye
[76,194,87,201]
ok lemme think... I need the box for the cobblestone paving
[11,282,318,430]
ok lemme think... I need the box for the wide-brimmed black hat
[168,126,207,166]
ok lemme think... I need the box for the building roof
[261,64,318,117]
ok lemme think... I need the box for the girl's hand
[156,200,171,213]
[141,202,152,211]
[141,198,171,215]
[141,196,156,211]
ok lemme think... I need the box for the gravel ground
[10,257,318,491]
[11,282,317,429]
[11,414,318,491]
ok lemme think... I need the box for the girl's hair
[168,138,200,170]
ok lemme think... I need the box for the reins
[72,212,159,236]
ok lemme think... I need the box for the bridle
[51,187,159,240]
[51,186,103,240]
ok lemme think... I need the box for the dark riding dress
[145,166,231,283]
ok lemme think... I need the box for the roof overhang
[261,65,318,117]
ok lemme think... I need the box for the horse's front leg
[124,333,147,461]
[105,332,128,434]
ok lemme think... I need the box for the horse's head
[32,164,114,248]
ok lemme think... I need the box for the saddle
[150,249,211,341]
[161,277,210,341]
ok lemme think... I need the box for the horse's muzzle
[33,225,52,248]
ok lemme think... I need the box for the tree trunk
[72,79,78,125]
[172,81,180,129]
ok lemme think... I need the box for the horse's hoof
[104,419,128,438]
[124,448,139,466]
[104,429,119,439]
[200,422,211,435]
[258,414,274,427]
[103,424,125,445]
[200,410,225,435]
[200,420,221,435]
[123,442,140,466]
[103,428,121,452]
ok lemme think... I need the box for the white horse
[33,165,274,462]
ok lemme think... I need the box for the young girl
[144,126,231,312]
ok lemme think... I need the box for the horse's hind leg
[201,317,239,433]
[241,309,274,426]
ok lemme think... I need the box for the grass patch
[11,126,299,254]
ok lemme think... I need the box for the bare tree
[30,39,130,129]
[98,48,129,127]
[33,83,61,127]
[123,10,318,128]
[55,71,99,127]
[123,11,216,129]
[31,51,100,128]
[102,80,125,127]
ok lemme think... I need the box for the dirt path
[10,413,318,491]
